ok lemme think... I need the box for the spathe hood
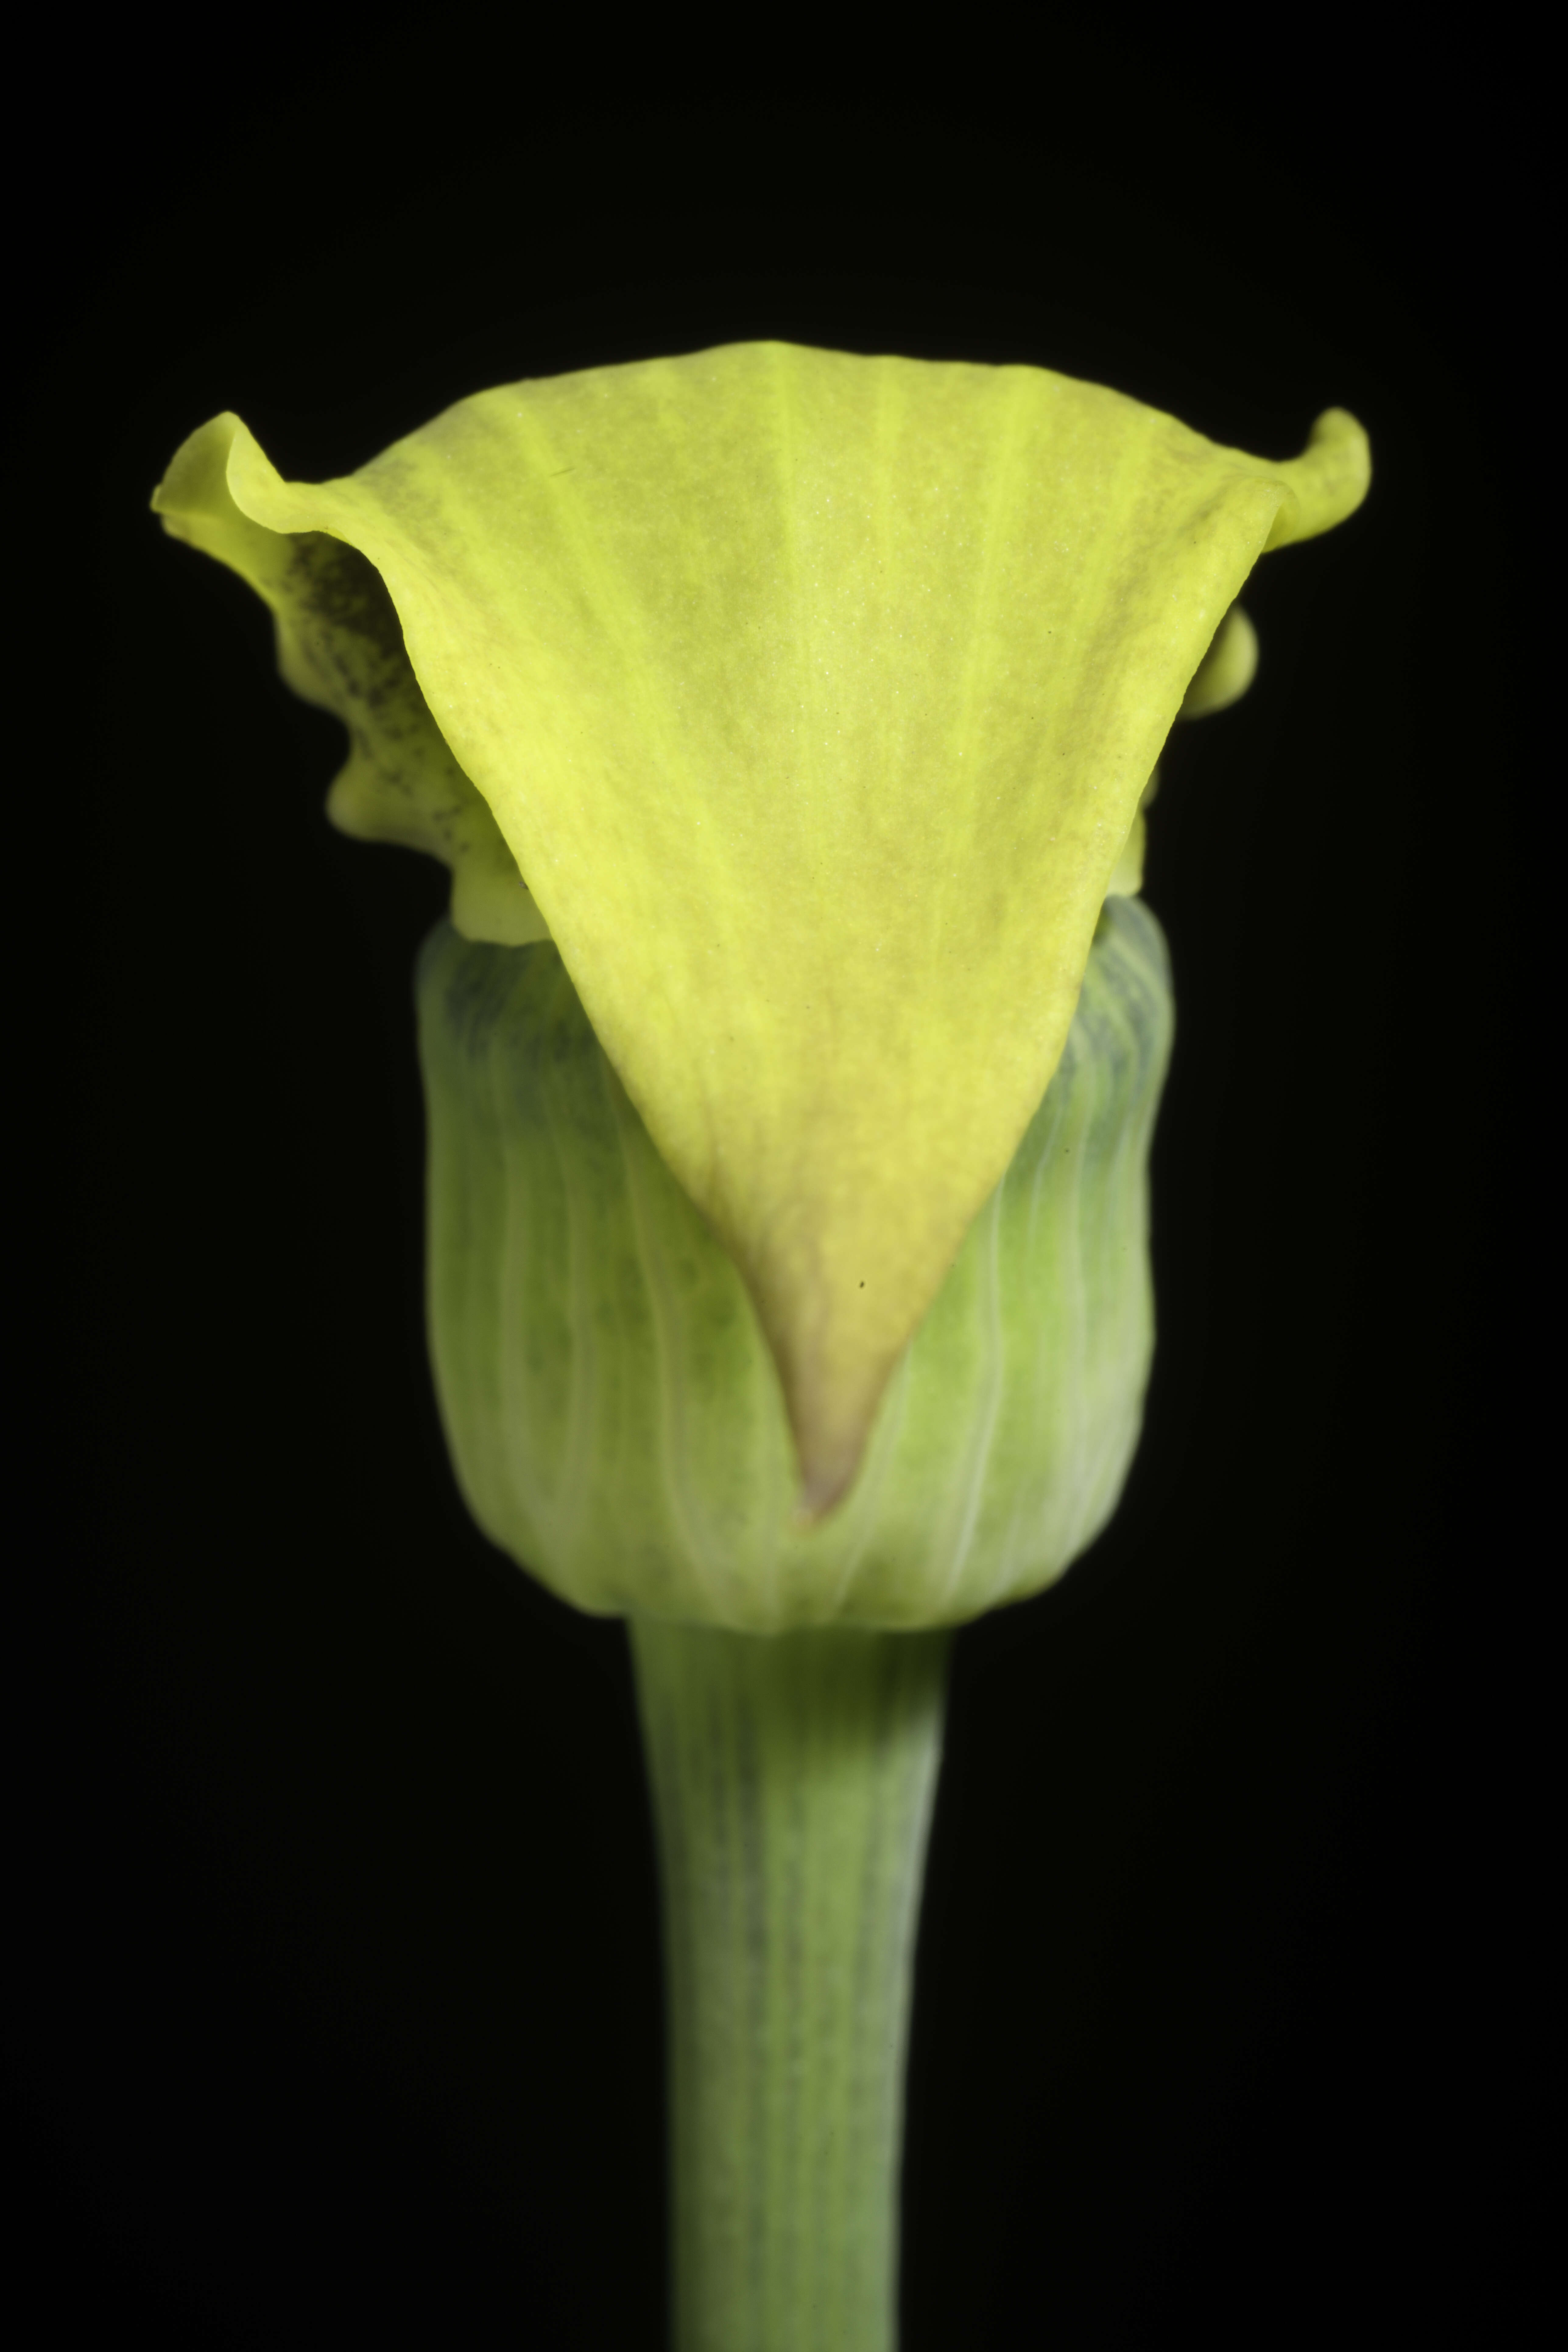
[154,341,1368,1516]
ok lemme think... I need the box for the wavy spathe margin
[155,343,1368,1518]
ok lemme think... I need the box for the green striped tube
[415,890,1172,1635]
[417,897,1171,2348]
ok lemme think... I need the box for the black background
[12,28,1539,2349]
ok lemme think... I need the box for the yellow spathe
[155,343,1367,1516]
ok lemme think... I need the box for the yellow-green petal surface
[154,344,1367,1515]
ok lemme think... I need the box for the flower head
[155,343,1368,1522]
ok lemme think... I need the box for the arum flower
[154,342,1368,2349]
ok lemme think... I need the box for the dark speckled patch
[265,534,546,942]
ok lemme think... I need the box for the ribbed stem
[629,1619,951,2352]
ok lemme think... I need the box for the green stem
[628,1617,952,2352]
